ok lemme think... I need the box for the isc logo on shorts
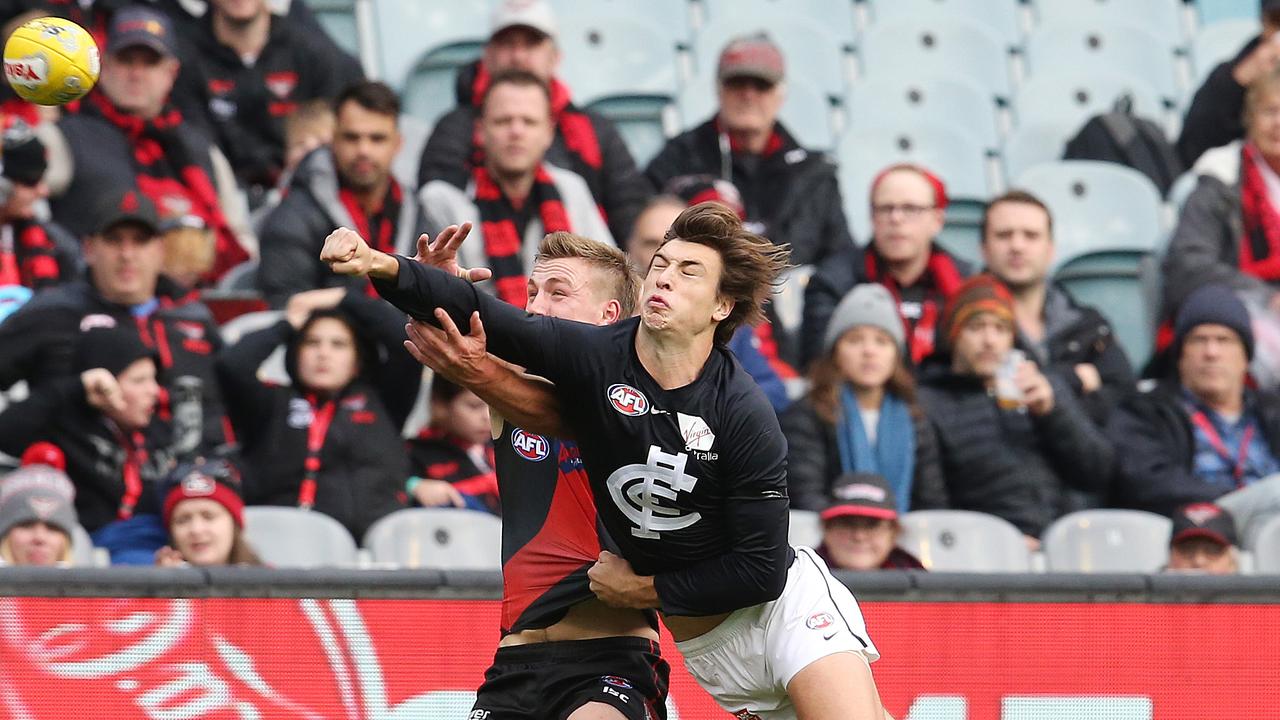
[511,428,550,461]
[607,383,649,416]
[806,611,834,630]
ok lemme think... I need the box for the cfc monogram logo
[606,445,701,539]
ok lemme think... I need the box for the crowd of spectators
[0,0,1278,574]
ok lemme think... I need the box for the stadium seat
[362,508,502,570]
[858,16,1012,100]
[375,0,490,92]
[1001,120,1078,182]
[547,0,691,40]
[934,220,985,268]
[1013,71,1164,132]
[846,74,1001,151]
[587,97,672,168]
[863,0,1024,49]
[556,12,679,107]
[1031,0,1186,47]
[1042,510,1172,573]
[838,123,991,241]
[1249,513,1280,574]
[896,510,1033,572]
[70,523,109,568]
[1191,19,1261,88]
[1025,21,1181,103]
[243,506,361,568]
[306,0,360,57]
[789,509,823,550]
[1196,0,1263,25]
[216,260,259,292]
[401,43,486,132]
[700,0,857,46]
[392,113,431,189]
[677,74,834,150]
[694,14,850,97]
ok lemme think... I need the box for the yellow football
[3,16,99,106]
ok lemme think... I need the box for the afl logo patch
[806,612,834,630]
[511,429,549,462]
[607,384,649,416]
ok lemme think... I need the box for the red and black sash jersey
[408,428,500,514]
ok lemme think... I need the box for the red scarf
[0,221,60,289]
[865,249,966,365]
[1239,142,1280,280]
[338,181,404,297]
[85,93,248,282]
[714,117,786,158]
[473,165,571,307]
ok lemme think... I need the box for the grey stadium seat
[1031,0,1186,48]
[1042,510,1172,573]
[363,508,502,570]
[243,506,360,568]
[1025,20,1180,103]
[788,509,823,550]
[859,16,1012,99]
[1013,70,1163,133]
[864,0,1024,49]
[847,74,1001,151]
[1248,512,1280,574]
[897,510,1033,572]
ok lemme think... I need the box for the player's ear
[712,296,733,323]
[601,298,622,325]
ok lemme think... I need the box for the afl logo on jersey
[511,429,550,462]
[607,384,649,416]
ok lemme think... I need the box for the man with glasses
[801,163,973,369]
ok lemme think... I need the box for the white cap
[490,0,557,41]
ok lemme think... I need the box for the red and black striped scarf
[338,181,403,296]
[473,164,571,307]
[0,220,59,289]
[714,116,787,158]
[1239,141,1280,281]
[865,248,966,365]
[84,93,248,282]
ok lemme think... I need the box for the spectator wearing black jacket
[257,81,427,307]
[0,123,71,290]
[646,33,853,269]
[406,377,499,515]
[918,275,1114,543]
[416,0,649,243]
[980,190,1135,426]
[215,287,414,540]
[801,164,972,370]
[171,0,363,195]
[1109,285,1280,517]
[0,189,231,459]
[1177,1,1280,166]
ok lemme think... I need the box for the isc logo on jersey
[510,429,549,462]
[607,383,649,416]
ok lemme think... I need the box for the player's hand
[320,227,375,276]
[588,551,660,609]
[403,310,492,385]
[412,478,466,508]
[284,287,347,329]
[412,223,492,283]
[1016,361,1055,417]
[154,545,188,568]
[81,368,125,415]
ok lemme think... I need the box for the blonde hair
[535,231,641,317]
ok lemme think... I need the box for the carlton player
[322,204,888,719]
[406,227,668,720]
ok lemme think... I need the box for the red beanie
[162,467,245,528]
[869,163,950,211]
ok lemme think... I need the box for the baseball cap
[490,0,557,41]
[820,473,898,522]
[108,6,178,59]
[0,465,78,540]
[1170,503,1238,548]
[717,33,785,85]
[93,188,160,237]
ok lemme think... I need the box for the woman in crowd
[781,283,948,513]
[215,288,416,541]
[0,464,79,567]
[155,459,261,567]
[816,473,924,571]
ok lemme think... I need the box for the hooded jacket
[257,146,428,307]
[214,292,416,540]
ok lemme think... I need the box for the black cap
[1,121,46,186]
[1170,502,1238,548]
[107,6,178,58]
[93,188,160,237]
[74,327,159,376]
[1174,284,1254,360]
[820,473,898,521]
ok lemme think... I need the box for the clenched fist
[320,227,375,277]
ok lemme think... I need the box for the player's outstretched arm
[321,226,403,280]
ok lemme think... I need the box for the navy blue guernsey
[375,257,793,616]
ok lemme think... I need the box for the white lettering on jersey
[606,445,701,539]
[677,413,715,451]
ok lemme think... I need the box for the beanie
[1,120,47,187]
[940,274,1015,346]
[869,163,949,211]
[160,458,245,529]
[74,327,159,376]
[1174,284,1254,360]
[0,465,78,540]
[823,283,906,356]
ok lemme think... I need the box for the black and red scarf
[339,181,404,296]
[864,248,966,365]
[0,220,59,289]
[714,116,788,159]
[84,93,248,282]
[1239,142,1280,281]
[473,165,571,307]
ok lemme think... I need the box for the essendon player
[391,226,668,719]
[322,205,889,719]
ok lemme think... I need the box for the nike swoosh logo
[822,632,837,641]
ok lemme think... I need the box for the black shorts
[470,636,669,720]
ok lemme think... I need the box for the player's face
[438,390,493,447]
[111,357,161,431]
[833,325,899,392]
[296,317,360,393]
[870,169,944,266]
[332,102,401,193]
[3,521,69,566]
[627,202,683,272]
[100,46,179,120]
[982,202,1054,292]
[1167,537,1237,575]
[642,239,732,339]
[1,180,47,222]
[951,313,1015,380]
[1179,324,1249,406]
[716,76,783,139]
[169,498,236,566]
[481,84,554,179]
[822,515,897,571]
[484,27,560,81]
[527,257,616,325]
[84,223,164,305]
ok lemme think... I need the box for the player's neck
[213,10,270,61]
[635,326,713,390]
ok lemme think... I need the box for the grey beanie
[823,284,906,356]
[0,465,78,540]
